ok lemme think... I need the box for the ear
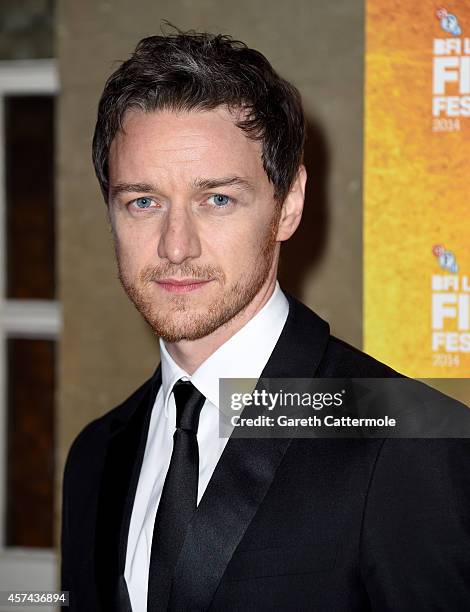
[276,165,307,242]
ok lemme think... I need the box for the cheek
[113,235,144,281]
[204,226,269,276]
[113,222,159,269]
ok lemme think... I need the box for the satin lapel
[94,367,161,611]
[170,294,330,611]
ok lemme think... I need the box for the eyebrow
[109,176,255,200]
[191,176,255,192]
[110,182,156,200]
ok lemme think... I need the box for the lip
[155,278,212,293]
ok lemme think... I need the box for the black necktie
[147,380,206,611]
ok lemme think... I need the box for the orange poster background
[364,0,470,377]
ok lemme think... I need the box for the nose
[157,204,201,264]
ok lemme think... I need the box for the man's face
[107,106,283,343]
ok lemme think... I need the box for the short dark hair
[92,26,306,204]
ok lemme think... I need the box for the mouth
[154,278,213,294]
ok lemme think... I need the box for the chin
[142,288,258,343]
[145,314,223,343]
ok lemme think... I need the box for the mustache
[140,262,225,283]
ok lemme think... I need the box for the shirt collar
[159,281,289,416]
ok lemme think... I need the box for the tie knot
[173,380,205,433]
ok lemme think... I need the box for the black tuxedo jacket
[61,294,470,611]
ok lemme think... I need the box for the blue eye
[134,197,153,209]
[210,194,231,207]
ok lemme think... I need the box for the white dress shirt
[124,282,289,611]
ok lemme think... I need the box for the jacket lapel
[170,294,330,610]
[94,367,161,611]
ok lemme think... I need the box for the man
[61,29,470,611]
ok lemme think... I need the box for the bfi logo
[433,38,470,116]
[432,275,470,352]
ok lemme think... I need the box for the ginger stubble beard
[115,208,281,343]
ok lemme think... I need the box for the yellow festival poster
[364,1,470,377]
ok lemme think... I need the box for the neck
[164,272,278,374]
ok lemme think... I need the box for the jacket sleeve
[60,418,107,610]
[360,438,470,611]
[60,441,73,594]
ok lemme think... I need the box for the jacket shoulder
[319,335,402,378]
[283,292,401,378]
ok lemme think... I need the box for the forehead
[108,106,267,184]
